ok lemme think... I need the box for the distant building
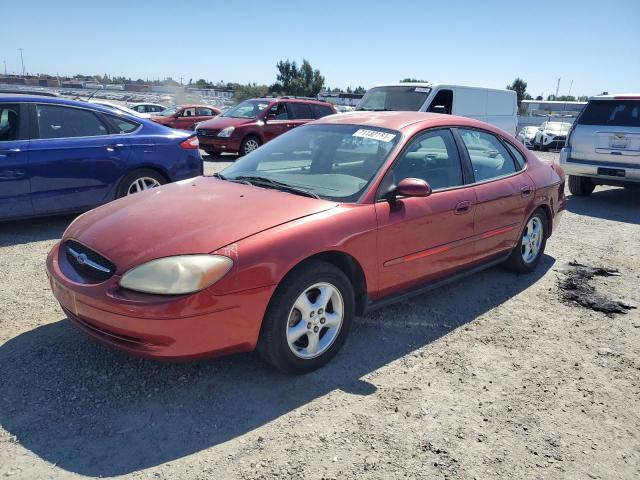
[189,88,234,99]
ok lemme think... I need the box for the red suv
[196,97,336,156]
[151,104,221,130]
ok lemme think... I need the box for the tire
[257,260,355,374]
[568,175,595,196]
[504,208,548,274]
[239,135,261,156]
[116,169,166,198]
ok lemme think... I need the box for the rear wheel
[239,135,261,156]
[568,175,595,196]
[504,209,548,273]
[257,261,354,374]
[116,169,166,198]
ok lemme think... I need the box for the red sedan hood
[197,116,255,129]
[63,177,338,273]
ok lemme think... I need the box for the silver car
[560,94,640,195]
[517,126,539,148]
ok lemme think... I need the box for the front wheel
[504,209,548,273]
[239,135,261,156]
[257,261,355,374]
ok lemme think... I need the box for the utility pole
[3,59,6,76]
[555,77,561,98]
[18,48,25,76]
[179,76,184,86]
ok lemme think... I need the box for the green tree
[232,82,270,102]
[195,78,208,88]
[506,78,529,107]
[272,58,325,97]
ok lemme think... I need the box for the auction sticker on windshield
[414,87,430,93]
[353,129,396,142]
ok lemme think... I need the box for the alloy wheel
[127,177,162,195]
[521,217,543,264]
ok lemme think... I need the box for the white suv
[559,94,640,195]
[533,121,571,151]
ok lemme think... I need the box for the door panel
[262,103,290,142]
[375,189,477,296]
[0,139,32,218]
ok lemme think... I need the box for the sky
[2,0,639,97]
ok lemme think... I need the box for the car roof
[0,94,153,117]
[247,97,332,106]
[589,93,640,101]
[312,111,502,134]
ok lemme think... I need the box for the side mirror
[384,178,432,201]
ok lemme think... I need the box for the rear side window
[36,104,109,139]
[287,102,313,119]
[106,114,140,134]
[505,142,527,170]
[459,129,517,182]
[196,107,215,116]
[579,100,640,127]
[0,104,20,141]
[312,104,335,119]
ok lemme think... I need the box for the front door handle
[521,185,533,197]
[454,201,472,215]
[0,148,21,156]
[106,144,125,152]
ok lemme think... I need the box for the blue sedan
[0,94,203,220]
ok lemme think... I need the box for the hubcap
[244,139,259,153]
[286,282,344,359]
[127,177,161,195]
[521,217,543,264]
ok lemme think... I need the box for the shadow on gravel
[0,215,76,247]
[567,186,640,225]
[0,255,554,477]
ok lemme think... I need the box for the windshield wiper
[233,175,320,199]
[356,107,392,111]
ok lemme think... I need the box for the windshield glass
[222,99,271,118]
[222,124,401,202]
[357,86,431,111]
[157,106,178,116]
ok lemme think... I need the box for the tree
[577,96,589,102]
[195,79,208,88]
[400,78,428,83]
[272,58,325,97]
[353,86,366,94]
[231,82,270,102]
[506,78,528,107]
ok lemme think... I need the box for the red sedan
[47,112,565,373]
[151,104,221,130]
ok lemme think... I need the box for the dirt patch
[557,261,637,316]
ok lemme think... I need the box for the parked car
[151,104,221,131]
[356,83,518,135]
[532,121,571,151]
[128,103,167,114]
[195,97,336,156]
[517,126,539,148]
[47,112,565,373]
[560,94,640,195]
[0,94,202,220]
[88,99,151,119]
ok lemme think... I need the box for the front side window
[459,129,517,182]
[36,105,108,139]
[0,104,20,141]
[287,102,313,119]
[222,124,400,202]
[182,107,196,117]
[268,103,290,120]
[388,129,463,190]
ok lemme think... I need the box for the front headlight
[119,255,233,295]
[217,126,235,137]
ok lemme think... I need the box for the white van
[356,83,518,135]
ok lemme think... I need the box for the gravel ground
[1,151,639,480]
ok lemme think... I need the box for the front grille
[65,240,116,282]
[196,128,220,137]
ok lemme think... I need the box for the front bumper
[197,135,242,153]
[559,148,640,183]
[46,242,275,360]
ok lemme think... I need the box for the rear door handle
[0,148,21,156]
[521,185,533,197]
[106,144,125,152]
[454,201,472,215]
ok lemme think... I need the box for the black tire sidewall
[258,261,355,374]
[116,169,166,198]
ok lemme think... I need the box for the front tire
[116,169,166,198]
[504,209,548,273]
[257,261,355,374]
[568,175,595,196]
[239,135,261,156]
